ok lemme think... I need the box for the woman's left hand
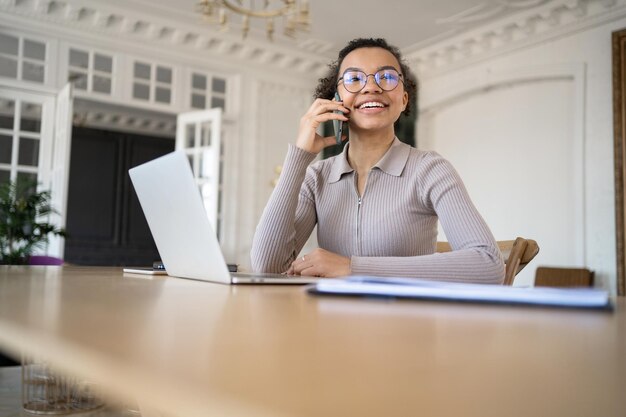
[287,248,351,278]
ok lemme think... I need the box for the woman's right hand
[295,98,349,154]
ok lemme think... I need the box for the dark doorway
[64,126,175,266]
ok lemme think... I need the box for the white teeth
[359,101,385,109]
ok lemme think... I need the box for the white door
[48,83,73,258]
[0,83,73,259]
[175,108,223,238]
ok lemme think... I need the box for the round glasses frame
[337,69,404,93]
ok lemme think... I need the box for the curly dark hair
[313,38,418,116]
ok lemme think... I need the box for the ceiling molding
[72,99,176,137]
[406,0,625,77]
[0,0,330,77]
[436,0,552,25]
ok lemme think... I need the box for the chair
[534,267,594,288]
[436,237,540,286]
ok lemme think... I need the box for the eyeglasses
[337,68,404,93]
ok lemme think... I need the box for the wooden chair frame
[436,237,539,285]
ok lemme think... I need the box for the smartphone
[333,92,346,145]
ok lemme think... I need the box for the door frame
[0,82,72,259]
[613,28,626,296]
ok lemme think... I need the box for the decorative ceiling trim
[406,0,625,77]
[436,0,551,25]
[0,0,330,77]
[72,99,177,137]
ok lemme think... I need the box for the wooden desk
[0,266,624,417]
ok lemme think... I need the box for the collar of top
[328,137,411,183]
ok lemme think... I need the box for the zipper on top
[354,173,363,256]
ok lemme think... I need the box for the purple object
[28,255,64,266]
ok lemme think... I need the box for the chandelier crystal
[197,0,310,41]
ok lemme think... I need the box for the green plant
[0,180,65,265]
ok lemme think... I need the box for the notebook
[128,150,318,285]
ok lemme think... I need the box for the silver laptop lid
[129,151,231,284]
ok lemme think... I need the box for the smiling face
[337,47,409,136]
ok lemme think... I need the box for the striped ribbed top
[251,138,505,284]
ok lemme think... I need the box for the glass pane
[134,62,151,80]
[197,153,205,179]
[185,124,195,148]
[192,73,206,90]
[69,49,89,69]
[155,87,170,103]
[18,137,39,166]
[94,54,112,73]
[156,66,171,84]
[92,75,111,94]
[210,97,225,110]
[200,149,214,178]
[200,122,212,147]
[219,142,224,174]
[16,171,37,189]
[20,102,42,133]
[0,134,12,164]
[69,71,87,90]
[0,99,15,130]
[0,33,18,56]
[23,40,45,61]
[0,169,9,185]
[0,56,18,78]
[133,82,150,100]
[212,77,226,93]
[201,182,213,198]
[191,94,205,109]
[22,62,44,83]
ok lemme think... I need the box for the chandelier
[197,0,310,41]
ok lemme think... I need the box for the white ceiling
[107,0,551,57]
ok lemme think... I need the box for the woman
[251,38,505,284]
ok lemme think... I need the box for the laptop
[128,150,318,285]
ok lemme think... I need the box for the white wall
[235,77,313,268]
[412,14,624,291]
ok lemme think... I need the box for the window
[132,61,173,104]
[0,32,46,84]
[0,98,43,185]
[68,48,113,95]
[190,72,227,111]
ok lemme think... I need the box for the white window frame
[131,59,175,107]
[67,47,115,96]
[188,71,229,113]
[0,81,73,259]
[0,29,54,87]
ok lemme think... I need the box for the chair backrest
[534,267,594,287]
[436,237,540,286]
